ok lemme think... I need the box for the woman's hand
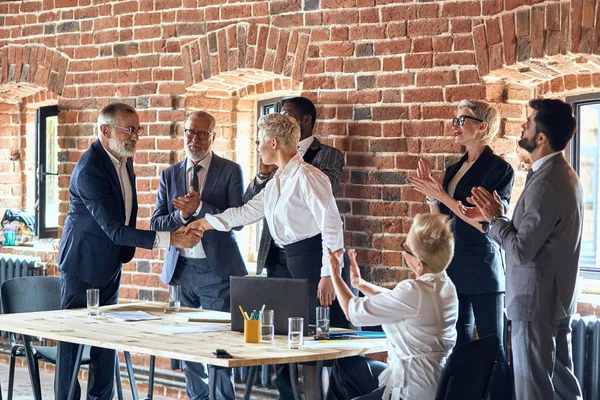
[347,249,362,289]
[327,247,345,275]
[407,159,445,200]
[181,218,213,234]
[317,277,335,307]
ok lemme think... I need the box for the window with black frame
[569,95,600,271]
[36,105,59,238]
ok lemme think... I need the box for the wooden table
[0,302,386,400]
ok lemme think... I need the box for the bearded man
[56,102,200,400]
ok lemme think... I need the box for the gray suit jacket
[490,154,583,321]
[150,153,248,284]
[243,138,344,275]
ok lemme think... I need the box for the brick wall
[2,0,600,300]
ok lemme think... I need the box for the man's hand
[346,249,362,289]
[259,158,277,176]
[457,200,487,222]
[327,248,345,275]
[173,186,201,219]
[466,187,504,223]
[317,276,336,307]
[171,227,203,248]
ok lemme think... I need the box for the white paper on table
[153,324,229,335]
[301,340,379,349]
[103,311,162,322]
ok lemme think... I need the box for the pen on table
[238,305,248,321]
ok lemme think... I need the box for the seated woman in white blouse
[185,112,343,312]
[327,213,459,400]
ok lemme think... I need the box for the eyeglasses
[451,115,484,127]
[184,129,213,139]
[400,238,416,258]
[113,125,144,136]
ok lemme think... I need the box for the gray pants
[171,257,234,400]
[511,317,582,400]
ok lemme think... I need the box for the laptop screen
[230,276,309,335]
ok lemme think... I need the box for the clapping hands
[406,159,445,201]
[173,186,201,219]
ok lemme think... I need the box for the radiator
[571,314,600,400]
[0,254,44,284]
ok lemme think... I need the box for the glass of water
[86,288,99,316]
[261,310,275,343]
[168,285,181,312]
[316,307,330,338]
[288,317,304,349]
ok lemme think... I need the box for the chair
[0,276,123,400]
[435,335,499,400]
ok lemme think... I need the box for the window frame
[35,105,59,239]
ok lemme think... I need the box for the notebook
[174,311,231,323]
[230,276,309,335]
[103,311,162,322]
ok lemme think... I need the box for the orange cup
[244,319,261,343]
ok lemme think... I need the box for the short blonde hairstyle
[409,214,454,273]
[258,113,300,150]
[457,100,500,144]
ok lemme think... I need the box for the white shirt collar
[297,135,314,156]
[275,154,303,179]
[532,151,561,171]
[186,151,213,171]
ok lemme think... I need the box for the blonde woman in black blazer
[408,100,514,400]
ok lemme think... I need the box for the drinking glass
[86,288,99,316]
[316,306,330,338]
[261,310,275,342]
[168,285,181,312]
[288,317,304,349]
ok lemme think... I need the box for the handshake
[169,218,214,248]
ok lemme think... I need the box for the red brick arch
[180,22,311,91]
[0,44,70,98]
[473,0,596,77]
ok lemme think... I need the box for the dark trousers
[171,257,234,400]
[56,272,120,400]
[266,237,354,399]
[511,317,582,400]
[456,292,510,400]
[327,356,388,400]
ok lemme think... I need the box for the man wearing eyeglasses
[57,103,202,400]
[151,111,247,400]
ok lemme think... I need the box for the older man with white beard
[56,103,201,400]
[151,111,247,400]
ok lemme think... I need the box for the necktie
[191,164,202,192]
[525,169,534,185]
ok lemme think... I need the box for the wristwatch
[257,172,270,180]
[426,197,440,206]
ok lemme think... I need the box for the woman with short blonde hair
[407,100,514,400]
[327,213,458,400]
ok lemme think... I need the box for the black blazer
[440,146,514,294]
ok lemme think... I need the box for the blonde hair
[258,113,300,150]
[409,214,454,273]
[457,100,500,144]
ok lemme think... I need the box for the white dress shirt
[297,135,314,157]
[348,272,458,400]
[101,142,169,249]
[531,151,561,171]
[180,153,212,259]
[205,154,343,276]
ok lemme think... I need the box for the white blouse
[205,154,344,277]
[348,272,458,400]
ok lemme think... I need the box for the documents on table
[302,340,380,349]
[173,310,231,323]
[154,324,229,335]
[103,311,162,322]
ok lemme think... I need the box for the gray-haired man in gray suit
[465,98,583,400]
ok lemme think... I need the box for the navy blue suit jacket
[58,140,156,286]
[150,153,247,284]
[440,146,515,294]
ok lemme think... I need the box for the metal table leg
[22,335,42,400]
[115,353,123,400]
[67,344,84,400]
[209,366,216,400]
[243,366,258,400]
[123,351,140,400]
[289,363,301,400]
[145,355,155,400]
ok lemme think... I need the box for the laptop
[230,276,309,335]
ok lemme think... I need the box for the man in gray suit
[466,99,583,400]
[151,111,247,400]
